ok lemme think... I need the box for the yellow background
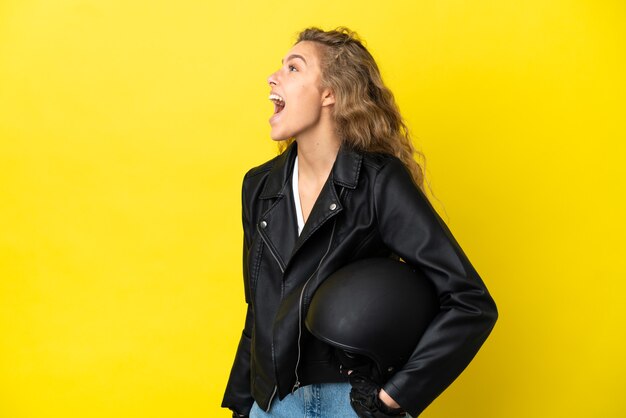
[1,1,624,417]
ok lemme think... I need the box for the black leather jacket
[222,142,498,417]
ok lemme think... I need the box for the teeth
[269,93,285,103]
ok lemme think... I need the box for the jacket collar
[259,141,362,199]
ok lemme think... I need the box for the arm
[374,158,498,417]
[221,177,255,417]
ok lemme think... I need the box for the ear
[321,88,335,107]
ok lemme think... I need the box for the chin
[269,129,292,142]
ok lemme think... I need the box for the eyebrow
[281,54,307,65]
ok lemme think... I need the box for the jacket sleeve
[221,176,255,416]
[374,158,498,417]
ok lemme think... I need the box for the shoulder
[243,153,281,181]
[240,151,285,205]
[359,151,407,178]
[357,151,422,202]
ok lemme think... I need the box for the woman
[222,27,498,418]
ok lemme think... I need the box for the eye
[289,65,298,72]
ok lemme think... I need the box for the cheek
[296,86,322,112]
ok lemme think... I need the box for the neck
[296,108,341,180]
[294,113,341,181]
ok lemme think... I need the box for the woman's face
[267,41,333,141]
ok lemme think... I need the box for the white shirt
[292,156,305,236]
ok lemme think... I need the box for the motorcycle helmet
[305,257,439,382]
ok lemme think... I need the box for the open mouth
[269,93,286,114]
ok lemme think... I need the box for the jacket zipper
[258,223,285,273]
[292,188,344,393]
[258,223,283,412]
[265,386,277,412]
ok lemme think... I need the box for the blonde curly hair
[279,26,427,192]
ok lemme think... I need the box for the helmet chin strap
[334,348,385,385]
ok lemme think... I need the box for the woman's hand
[378,389,401,409]
[348,371,406,417]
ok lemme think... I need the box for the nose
[268,71,278,87]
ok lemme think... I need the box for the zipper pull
[291,380,300,394]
